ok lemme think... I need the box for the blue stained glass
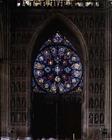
[64,67,71,73]
[55,76,61,82]
[51,83,57,93]
[44,67,51,73]
[32,79,36,87]
[33,33,83,94]
[72,78,77,84]
[45,83,49,89]
[53,33,63,43]
[54,65,61,75]
[72,70,82,78]
[50,47,57,55]
[58,83,64,93]
[38,55,44,61]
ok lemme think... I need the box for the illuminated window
[32,33,83,94]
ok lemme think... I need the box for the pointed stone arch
[28,13,88,62]
[26,13,89,139]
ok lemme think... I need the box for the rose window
[33,33,83,94]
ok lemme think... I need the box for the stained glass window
[33,33,83,94]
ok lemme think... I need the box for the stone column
[0,1,10,136]
[105,5,112,139]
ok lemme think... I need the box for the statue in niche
[89,83,94,93]
[21,97,26,108]
[16,81,21,92]
[17,112,21,122]
[89,68,94,78]
[89,113,94,124]
[10,66,15,76]
[94,113,99,124]
[95,68,99,78]
[89,98,94,108]
[11,112,16,123]
[100,83,105,94]
[94,98,99,108]
[100,68,105,78]
[22,112,26,122]
[100,98,104,109]
[95,83,99,94]
[16,97,21,108]
[22,81,26,92]
[100,113,104,124]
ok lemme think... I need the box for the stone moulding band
[17,0,100,8]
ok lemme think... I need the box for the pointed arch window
[32,32,83,94]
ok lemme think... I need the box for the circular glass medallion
[33,33,82,94]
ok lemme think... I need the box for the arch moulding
[26,13,89,139]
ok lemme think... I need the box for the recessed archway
[27,13,88,140]
[31,32,83,139]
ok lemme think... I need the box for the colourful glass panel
[33,33,83,94]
